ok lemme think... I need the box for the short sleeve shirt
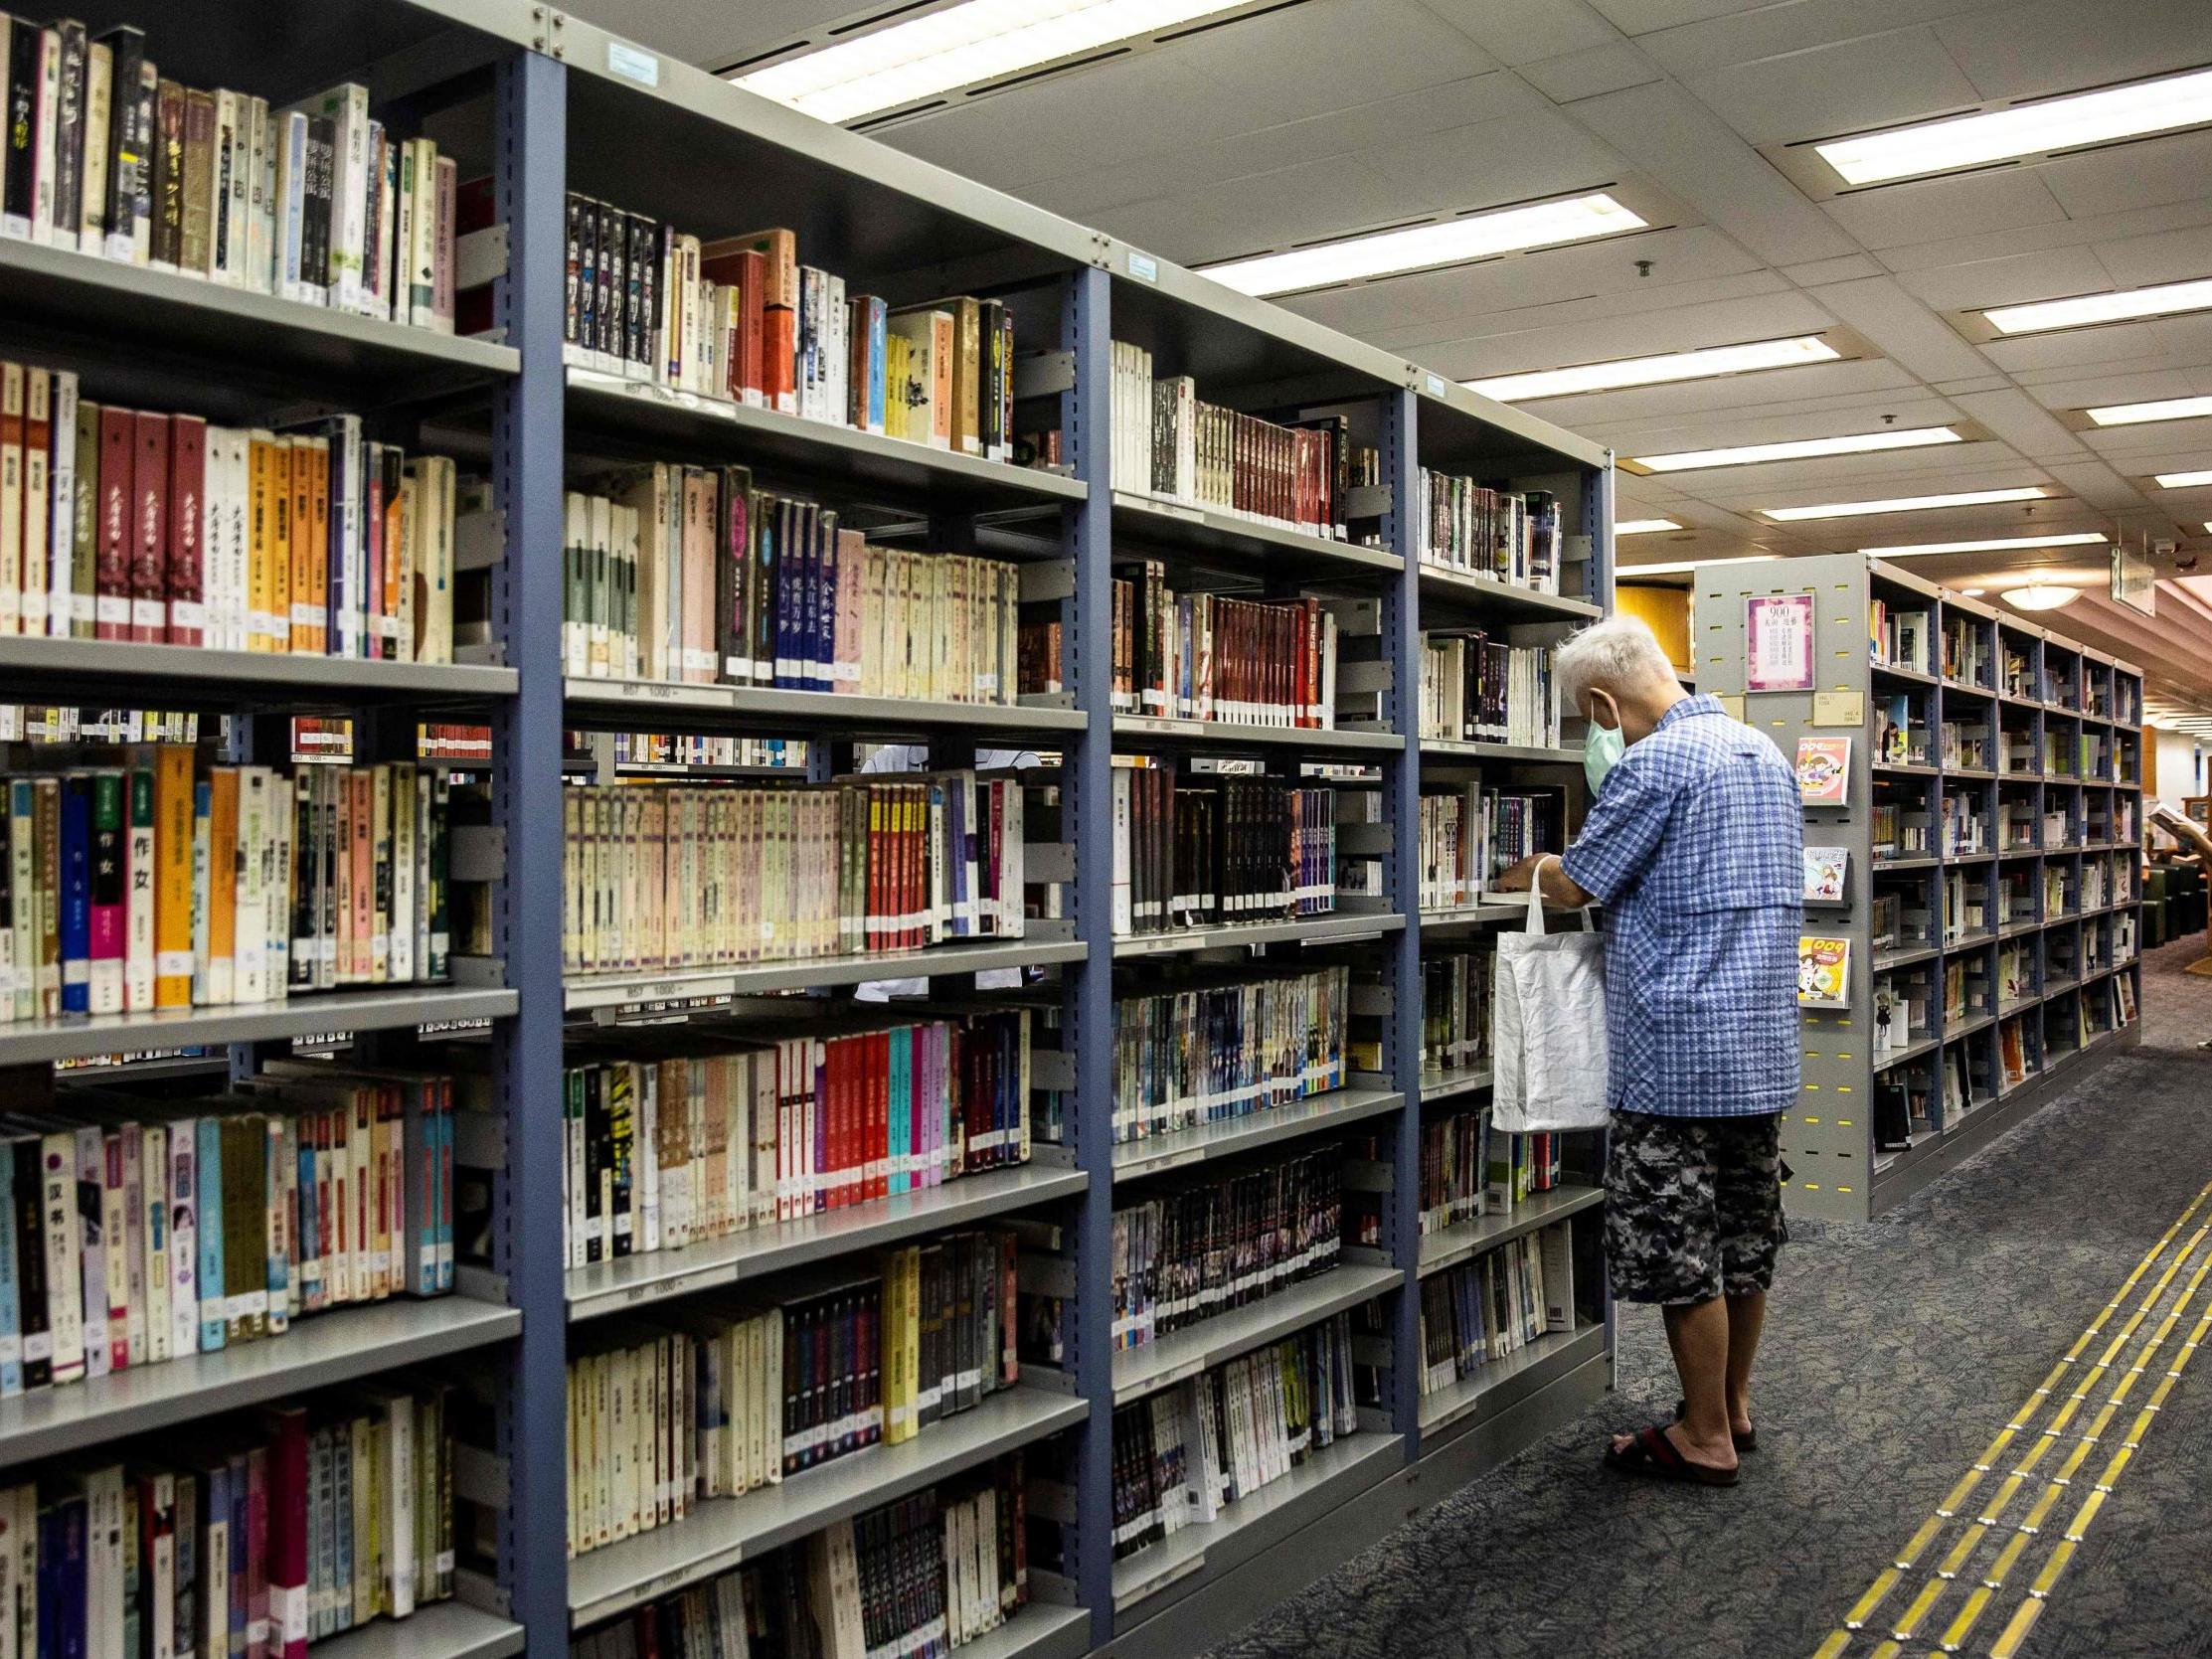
[1559,695,1803,1117]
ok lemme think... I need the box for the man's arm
[1492,853,1596,907]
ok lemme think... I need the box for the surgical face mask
[1585,691,1626,796]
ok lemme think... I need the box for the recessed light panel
[1616,519,1683,535]
[2154,469,2212,488]
[1201,193,1646,298]
[1814,66,2212,187]
[1467,336,1837,402]
[1631,425,1960,473]
[1761,486,2048,521]
[1984,276,2212,336]
[2086,396,2212,428]
[1859,532,2108,557]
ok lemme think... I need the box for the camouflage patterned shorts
[1605,1109,1787,1306]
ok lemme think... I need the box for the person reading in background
[1494,616,1802,1486]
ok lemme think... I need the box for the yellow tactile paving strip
[1810,1179,2212,1659]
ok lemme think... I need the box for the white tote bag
[1490,860,1612,1134]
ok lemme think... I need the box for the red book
[167,414,206,647]
[262,1406,309,1659]
[129,411,169,643]
[96,408,133,641]
[867,1030,888,1202]
[833,1038,855,1210]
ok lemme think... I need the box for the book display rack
[1695,555,2143,1223]
[0,5,1616,1659]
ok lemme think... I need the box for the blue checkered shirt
[1560,695,1803,1118]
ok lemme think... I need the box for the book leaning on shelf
[1109,1313,1360,1562]
[1111,767,1337,936]
[565,1231,1020,1560]
[0,1063,453,1395]
[1417,469,1560,594]
[561,197,1017,461]
[1108,340,1379,541]
[1419,632,1560,747]
[1111,560,1342,729]
[1110,964,1348,1146]
[1110,1147,1340,1353]
[0,753,451,1024]
[571,1454,1032,1659]
[563,469,1019,701]
[0,21,460,328]
[1414,1221,1578,1399]
[0,361,457,652]
[562,771,1024,977]
[0,1373,455,1658]
[560,1010,1032,1269]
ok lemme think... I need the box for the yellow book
[289,436,319,653]
[266,435,293,654]
[206,767,239,1005]
[153,746,195,1007]
[247,432,275,651]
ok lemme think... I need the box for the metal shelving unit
[0,7,1623,1657]
[1695,554,2142,1222]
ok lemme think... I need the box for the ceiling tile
[1519,43,1664,103]
[1089,153,1407,265]
[1173,0,1501,126]
[1355,108,1627,214]
[1877,200,2212,273]
[1949,387,2094,459]
[1508,357,1918,428]
[1414,0,1620,66]
[1449,287,1838,373]
[2037,131,2212,222]
[1586,0,1777,34]
[1805,273,1994,381]
[1931,377,2014,395]
[2035,459,2153,512]
[1783,254,1887,284]
[1822,171,2068,250]
[1889,246,2113,313]
[1682,27,1982,147]
[2094,224,2212,287]
[1633,0,1993,76]
[1935,0,2212,101]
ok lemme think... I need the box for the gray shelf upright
[1693,553,2143,1222]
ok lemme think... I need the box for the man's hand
[1493,853,1597,907]
[1492,854,1548,893]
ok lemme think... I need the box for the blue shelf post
[1061,262,1118,1641]
[1382,387,1425,1448]
[488,43,572,1658]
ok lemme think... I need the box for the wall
[1616,583,1690,674]
[2152,726,2208,834]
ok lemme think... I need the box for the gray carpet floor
[1202,935,2212,1659]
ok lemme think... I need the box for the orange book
[305,434,331,654]
[700,230,796,414]
[153,746,195,1008]
[207,767,240,1003]
[266,435,293,654]
[288,436,317,652]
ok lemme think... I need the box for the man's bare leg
[1611,1295,1738,1471]
[1725,1289,1766,1440]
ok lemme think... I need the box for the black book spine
[595,197,617,361]
[627,212,651,369]
[563,193,582,346]
[779,1301,802,1478]
[3,22,38,231]
[153,78,185,268]
[11,1142,49,1390]
[581,1066,603,1264]
[53,22,85,244]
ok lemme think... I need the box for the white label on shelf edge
[606,41,661,86]
[1427,373,1448,397]
[1126,250,1158,282]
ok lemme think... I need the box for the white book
[42,371,75,637]
[166,1120,197,1357]
[284,83,370,312]
[78,41,110,250]
[28,29,60,244]
[235,767,269,1002]
[245,96,271,292]
[271,109,310,303]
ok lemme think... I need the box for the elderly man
[1493,614,1802,1486]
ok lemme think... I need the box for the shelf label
[606,41,661,86]
[1126,250,1158,283]
[1426,373,1448,398]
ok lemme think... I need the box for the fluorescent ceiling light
[1619,555,1780,576]
[1859,531,2109,558]
[734,0,1255,122]
[2086,395,2212,427]
[1761,486,2049,521]
[1616,519,1682,535]
[1201,192,1645,298]
[1467,336,1837,402]
[2154,469,2212,488]
[1985,275,2212,336]
[2005,583,2083,611]
[1813,65,2212,187]
[1631,425,1960,473]
[1961,587,1986,595]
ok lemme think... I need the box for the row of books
[560,1012,1033,1268]
[0,1374,454,1659]
[1110,769,1338,935]
[566,1234,1019,1560]
[562,467,1023,705]
[1421,946,1489,1075]
[563,199,1016,461]
[572,1455,1031,1659]
[1411,1112,1570,1238]
[0,23,461,329]
[562,774,1026,977]
[1108,965,1350,1147]
[0,1060,454,1394]
[0,756,451,1023]
[1109,1148,1341,1352]
[1416,1222,1576,1397]
[1868,601,1932,673]
[1415,785,1567,910]
[0,363,456,654]
[1111,565,1342,730]
[1108,342,1374,540]
[576,734,806,773]
[1417,472,1561,595]
[1109,1314,1360,1561]
[1942,615,1991,687]
[1418,634,1561,748]
[0,709,198,746]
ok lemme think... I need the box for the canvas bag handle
[1524,856,1597,933]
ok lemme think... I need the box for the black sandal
[1675,1399,1757,1452]
[1604,1423,1740,1486]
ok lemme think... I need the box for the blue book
[227,1450,247,1658]
[813,514,837,694]
[772,499,798,689]
[436,1095,454,1291]
[59,773,90,1014]
[197,1117,225,1352]
[863,297,888,434]
[0,1140,18,1397]
[296,1121,319,1310]
[889,1027,911,1197]
[62,1491,85,1659]
[196,1456,230,1655]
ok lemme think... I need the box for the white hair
[1554,614,1674,708]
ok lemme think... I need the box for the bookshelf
[0,5,1616,1659]
[1694,555,2143,1223]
